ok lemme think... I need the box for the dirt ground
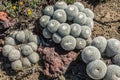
[0,0,120,80]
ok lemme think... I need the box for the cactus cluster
[2,30,40,71]
[39,1,94,51]
[81,36,120,80]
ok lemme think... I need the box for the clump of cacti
[2,29,40,71]
[39,1,120,79]
[39,1,94,51]
[82,36,120,80]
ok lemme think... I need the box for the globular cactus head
[86,60,107,79]
[73,12,87,25]
[85,17,94,30]
[60,35,76,51]
[112,54,120,66]
[92,36,107,53]
[83,8,94,19]
[103,65,120,80]
[106,38,120,57]
[65,5,79,20]
[81,46,101,63]
[75,38,86,49]
[43,6,54,16]
[58,23,71,37]
[2,45,15,57]
[70,23,81,37]
[47,19,60,33]
[28,52,39,64]
[5,37,16,45]
[39,15,50,28]
[10,31,18,39]
[54,1,67,10]
[11,60,23,71]
[22,58,31,68]
[74,2,84,11]
[24,29,33,42]
[53,9,67,23]
[28,34,40,45]
[28,42,38,51]
[15,31,26,43]
[8,49,21,61]
[52,33,62,44]
[43,28,52,39]
[80,26,91,40]
[21,45,33,56]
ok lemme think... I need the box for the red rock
[39,47,78,78]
